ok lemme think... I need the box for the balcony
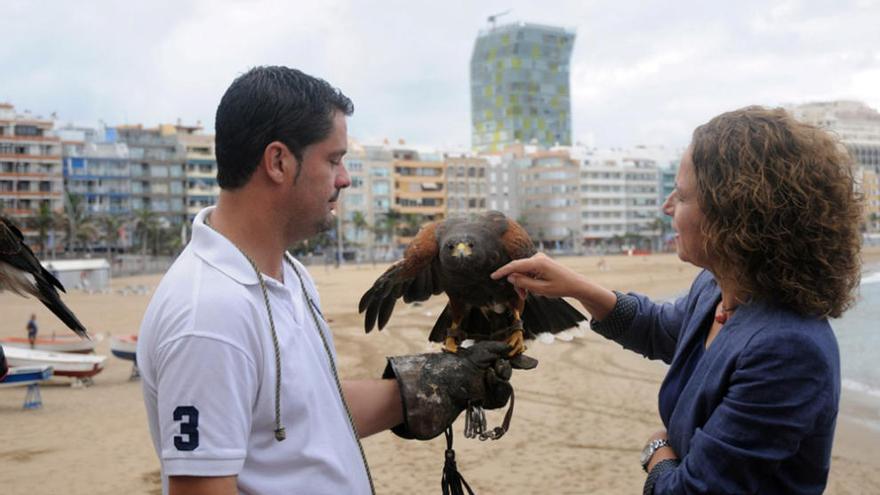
[186,184,220,196]
[0,171,62,179]
[185,168,216,179]
[0,190,63,197]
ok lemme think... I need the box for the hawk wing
[494,213,588,338]
[358,221,444,332]
[0,216,88,338]
[497,214,536,261]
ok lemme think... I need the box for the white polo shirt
[138,206,371,495]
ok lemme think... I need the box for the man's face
[285,111,350,242]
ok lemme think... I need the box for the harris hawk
[359,211,586,356]
[0,216,88,338]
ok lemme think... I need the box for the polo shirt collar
[190,206,260,286]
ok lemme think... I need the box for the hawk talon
[443,336,459,353]
[505,329,526,356]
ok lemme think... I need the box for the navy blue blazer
[614,271,840,494]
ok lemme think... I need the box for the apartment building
[471,22,576,152]
[484,145,521,219]
[342,141,395,260]
[516,149,581,250]
[789,100,880,231]
[0,103,64,250]
[115,123,190,226]
[58,124,133,218]
[577,149,661,250]
[178,131,218,222]
[445,154,489,218]
[391,146,446,245]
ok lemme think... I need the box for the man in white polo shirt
[138,66,513,495]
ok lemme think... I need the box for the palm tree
[132,209,159,256]
[156,224,183,256]
[350,210,369,245]
[75,222,101,253]
[31,202,58,256]
[64,192,88,252]
[651,216,669,253]
[350,210,369,263]
[399,213,423,237]
[97,215,124,264]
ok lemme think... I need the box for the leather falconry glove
[383,340,514,440]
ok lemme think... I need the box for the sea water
[832,270,880,429]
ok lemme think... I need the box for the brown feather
[358,222,442,332]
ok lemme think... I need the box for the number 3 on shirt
[173,406,199,451]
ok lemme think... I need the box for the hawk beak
[454,242,472,258]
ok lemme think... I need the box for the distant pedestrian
[26,314,38,348]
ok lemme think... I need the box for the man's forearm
[342,378,403,438]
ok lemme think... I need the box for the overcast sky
[2,0,878,150]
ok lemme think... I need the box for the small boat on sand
[1,345,107,378]
[110,335,138,362]
[0,365,54,388]
[0,334,103,354]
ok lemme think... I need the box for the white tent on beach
[40,259,111,291]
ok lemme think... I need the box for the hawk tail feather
[35,278,88,338]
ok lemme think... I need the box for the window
[372,181,389,195]
[14,125,40,137]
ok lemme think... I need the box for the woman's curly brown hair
[691,106,863,318]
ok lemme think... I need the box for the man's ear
[262,141,295,185]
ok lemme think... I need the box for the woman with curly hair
[492,106,863,494]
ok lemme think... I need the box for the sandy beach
[2,249,879,494]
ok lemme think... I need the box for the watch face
[640,444,652,466]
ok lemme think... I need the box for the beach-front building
[0,103,64,252]
[179,130,218,224]
[340,140,395,261]
[471,22,576,152]
[789,100,880,233]
[498,146,666,253]
[516,148,581,251]
[115,123,190,226]
[445,153,489,218]
[391,145,446,245]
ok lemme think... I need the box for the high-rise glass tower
[470,22,575,152]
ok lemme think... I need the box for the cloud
[1,0,878,149]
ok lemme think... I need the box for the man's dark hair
[215,66,354,189]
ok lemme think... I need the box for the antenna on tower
[487,9,511,29]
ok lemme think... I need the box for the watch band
[640,438,669,472]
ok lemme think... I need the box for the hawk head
[437,223,503,273]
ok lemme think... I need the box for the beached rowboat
[0,365,54,388]
[0,334,103,354]
[110,335,138,362]
[1,345,107,378]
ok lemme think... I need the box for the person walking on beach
[493,106,862,494]
[138,66,513,495]
[26,314,38,348]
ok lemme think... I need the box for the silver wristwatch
[640,438,669,472]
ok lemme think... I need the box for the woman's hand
[644,429,678,473]
[491,253,618,320]
[491,252,588,299]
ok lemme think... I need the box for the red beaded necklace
[714,302,738,325]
